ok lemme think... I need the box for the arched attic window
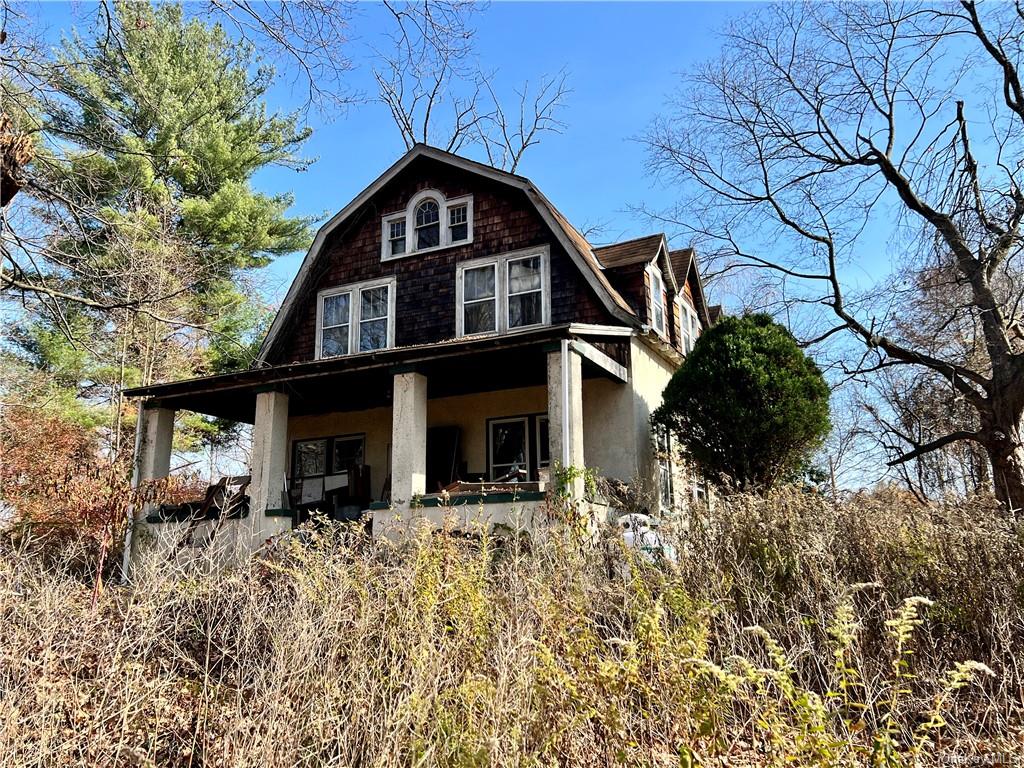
[415,199,440,250]
[381,191,473,260]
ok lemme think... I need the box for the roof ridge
[594,232,665,250]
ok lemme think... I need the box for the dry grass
[0,490,1021,767]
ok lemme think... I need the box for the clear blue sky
[32,1,751,304]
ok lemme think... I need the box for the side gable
[258,145,638,365]
[669,247,712,327]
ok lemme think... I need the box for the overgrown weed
[0,490,1020,766]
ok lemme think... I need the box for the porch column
[133,405,175,488]
[547,340,585,496]
[390,370,428,513]
[250,390,290,541]
[123,404,174,577]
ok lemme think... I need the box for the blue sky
[33,1,750,304]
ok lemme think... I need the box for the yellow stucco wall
[287,385,549,498]
[285,341,677,499]
[628,336,678,490]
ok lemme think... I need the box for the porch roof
[124,324,629,423]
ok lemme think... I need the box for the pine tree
[9,1,314,454]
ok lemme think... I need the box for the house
[122,144,711,561]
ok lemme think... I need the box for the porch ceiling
[125,325,629,423]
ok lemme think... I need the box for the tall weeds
[0,491,1020,766]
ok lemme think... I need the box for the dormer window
[679,299,700,353]
[648,266,667,336]
[381,191,473,260]
[415,199,440,249]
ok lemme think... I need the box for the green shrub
[655,313,831,491]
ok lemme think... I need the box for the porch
[125,325,630,558]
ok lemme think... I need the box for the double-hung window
[489,417,530,481]
[317,278,395,359]
[320,292,351,357]
[649,267,667,336]
[679,300,700,354]
[462,263,497,335]
[457,248,550,337]
[507,256,543,329]
[449,203,469,243]
[387,219,406,257]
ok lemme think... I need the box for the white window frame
[380,189,474,261]
[677,297,700,354]
[455,246,551,338]
[460,261,498,336]
[315,276,397,360]
[488,416,531,481]
[385,217,407,258]
[647,264,667,338]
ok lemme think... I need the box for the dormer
[381,188,474,260]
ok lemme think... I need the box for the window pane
[361,286,389,320]
[508,257,541,294]
[415,200,439,226]
[491,421,527,475]
[295,440,326,478]
[464,301,496,334]
[449,204,467,225]
[464,265,495,300]
[449,204,468,242]
[321,325,349,357]
[509,292,542,328]
[332,437,364,471]
[322,292,350,328]
[654,304,665,333]
[359,318,388,351]
[390,236,405,256]
[416,223,440,249]
[389,219,405,238]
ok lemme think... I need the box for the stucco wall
[582,377,637,482]
[629,336,678,489]
[287,385,550,496]
[284,351,668,497]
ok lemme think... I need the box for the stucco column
[123,404,175,578]
[133,405,175,488]
[390,370,428,517]
[547,341,585,497]
[250,390,290,541]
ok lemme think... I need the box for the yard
[1,490,1020,766]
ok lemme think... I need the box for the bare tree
[645,1,1024,510]
[374,0,569,171]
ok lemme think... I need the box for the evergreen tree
[654,314,831,492]
[10,1,314,454]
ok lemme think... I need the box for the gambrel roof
[257,144,641,364]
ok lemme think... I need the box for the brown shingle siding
[265,157,618,365]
